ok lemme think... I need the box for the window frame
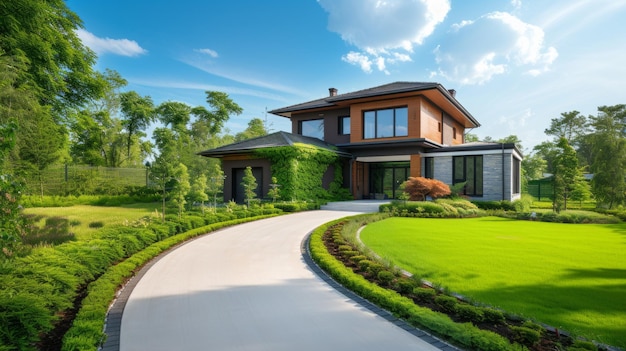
[424,157,434,179]
[453,155,483,196]
[338,116,350,135]
[362,106,408,139]
[298,119,325,140]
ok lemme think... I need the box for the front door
[369,162,409,199]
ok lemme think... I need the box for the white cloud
[433,12,557,85]
[318,0,450,73]
[195,48,219,58]
[511,0,522,10]
[342,52,373,73]
[76,29,147,57]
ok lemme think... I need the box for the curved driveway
[119,210,448,351]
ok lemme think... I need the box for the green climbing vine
[255,143,350,201]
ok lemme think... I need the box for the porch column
[410,154,421,178]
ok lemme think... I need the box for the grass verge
[359,217,626,348]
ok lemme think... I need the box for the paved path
[115,210,455,351]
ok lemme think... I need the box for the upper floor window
[299,119,324,140]
[363,106,408,139]
[339,116,350,135]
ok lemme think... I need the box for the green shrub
[435,295,458,312]
[413,287,437,302]
[22,216,75,246]
[570,340,597,351]
[349,255,367,264]
[88,221,104,229]
[473,200,515,211]
[337,244,353,252]
[455,304,484,323]
[395,278,417,295]
[341,250,360,259]
[0,292,53,351]
[511,326,541,346]
[376,271,395,285]
[358,259,374,272]
[481,307,505,324]
[366,263,385,277]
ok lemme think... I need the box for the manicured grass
[23,203,161,240]
[360,216,626,347]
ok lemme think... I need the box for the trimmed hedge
[308,219,525,351]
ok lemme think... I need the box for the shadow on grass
[562,268,626,280]
[468,281,626,347]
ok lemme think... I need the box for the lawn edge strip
[308,217,527,351]
[60,214,281,351]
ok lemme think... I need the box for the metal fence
[526,180,554,201]
[23,165,149,196]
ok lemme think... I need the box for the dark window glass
[299,119,324,140]
[424,157,434,179]
[453,155,483,196]
[513,158,520,194]
[395,107,408,136]
[364,111,375,139]
[339,116,350,135]
[362,106,408,139]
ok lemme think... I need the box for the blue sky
[67,0,626,152]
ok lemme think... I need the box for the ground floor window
[513,158,521,194]
[424,157,434,179]
[453,155,483,196]
[369,162,409,199]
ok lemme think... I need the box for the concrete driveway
[116,210,451,351]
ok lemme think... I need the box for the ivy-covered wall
[255,143,349,201]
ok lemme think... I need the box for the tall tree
[235,118,269,142]
[588,104,626,208]
[171,163,190,219]
[120,91,155,158]
[241,166,258,207]
[544,111,588,144]
[552,137,583,212]
[0,0,103,115]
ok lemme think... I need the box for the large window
[513,158,521,194]
[363,107,408,139]
[424,157,434,179]
[339,116,350,135]
[299,119,324,140]
[453,155,483,196]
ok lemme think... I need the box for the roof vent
[448,89,456,97]
[329,87,338,97]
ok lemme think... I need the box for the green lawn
[24,203,161,240]
[360,216,626,347]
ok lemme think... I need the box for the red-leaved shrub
[402,177,451,201]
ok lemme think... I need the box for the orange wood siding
[420,99,442,143]
[410,154,421,177]
[349,97,420,143]
[442,115,464,145]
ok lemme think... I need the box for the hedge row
[308,218,527,351]
[0,206,282,351]
[380,199,481,218]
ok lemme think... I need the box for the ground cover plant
[359,216,626,348]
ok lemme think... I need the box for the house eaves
[268,82,480,128]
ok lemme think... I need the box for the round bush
[413,287,437,302]
[377,271,395,285]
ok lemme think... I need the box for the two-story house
[199,82,523,203]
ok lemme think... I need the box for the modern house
[199,82,523,203]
